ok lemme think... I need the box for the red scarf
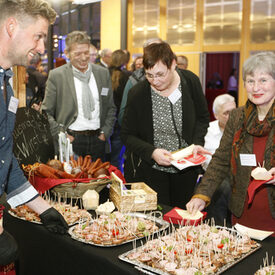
[231,100,275,176]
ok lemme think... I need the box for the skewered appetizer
[71,211,161,246]
[124,224,259,275]
[10,202,91,225]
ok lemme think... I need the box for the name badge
[240,154,256,166]
[101,88,109,96]
[168,88,181,104]
[8,96,19,114]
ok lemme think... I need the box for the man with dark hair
[0,0,68,267]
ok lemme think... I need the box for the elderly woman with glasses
[187,52,275,234]
[121,42,209,208]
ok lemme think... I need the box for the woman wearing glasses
[187,52,275,234]
[121,42,209,208]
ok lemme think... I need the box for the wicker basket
[51,178,111,198]
[109,181,157,212]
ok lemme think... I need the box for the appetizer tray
[119,225,261,275]
[68,211,169,247]
[9,203,91,226]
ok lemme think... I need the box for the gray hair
[242,51,275,81]
[100,48,112,58]
[213,94,235,115]
[65,31,91,52]
[0,0,56,26]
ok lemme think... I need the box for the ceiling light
[72,0,102,4]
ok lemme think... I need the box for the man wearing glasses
[121,42,209,209]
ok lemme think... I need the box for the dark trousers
[72,134,105,161]
[106,124,125,171]
[205,177,231,226]
[127,161,199,209]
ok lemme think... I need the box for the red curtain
[205,53,234,121]
[205,53,234,91]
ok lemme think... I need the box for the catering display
[255,253,275,275]
[119,224,261,275]
[22,155,112,197]
[9,202,91,226]
[109,173,157,212]
[69,211,169,247]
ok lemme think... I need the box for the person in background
[207,72,224,89]
[98,48,112,68]
[187,52,275,235]
[27,53,47,99]
[131,56,143,72]
[29,95,43,113]
[0,0,68,267]
[202,94,236,225]
[227,68,238,105]
[90,44,97,64]
[42,31,116,161]
[118,38,162,126]
[121,42,210,208]
[122,49,132,77]
[54,57,66,68]
[107,50,130,170]
[176,55,188,70]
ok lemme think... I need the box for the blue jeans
[108,124,125,171]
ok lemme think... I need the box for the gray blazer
[42,63,116,152]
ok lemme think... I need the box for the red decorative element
[0,205,4,219]
[163,207,207,225]
[247,178,273,204]
[0,262,16,275]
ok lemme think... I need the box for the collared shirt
[0,66,38,207]
[203,119,223,170]
[69,64,100,131]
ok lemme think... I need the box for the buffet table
[4,205,274,275]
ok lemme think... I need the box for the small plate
[234,223,274,241]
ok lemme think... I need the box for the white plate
[234,223,274,241]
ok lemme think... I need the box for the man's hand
[98,133,106,141]
[267,167,275,185]
[67,134,74,143]
[186,198,206,215]
[152,149,173,166]
[39,207,69,234]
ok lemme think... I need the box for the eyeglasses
[145,68,169,80]
[245,78,271,88]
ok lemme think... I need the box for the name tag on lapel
[8,96,19,113]
[101,88,109,96]
[240,154,256,166]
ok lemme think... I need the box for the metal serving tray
[118,226,261,275]
[68,211,170,247]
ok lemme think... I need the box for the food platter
[68,211,170,247]
[119,225,261,275]
[9,203,91,226]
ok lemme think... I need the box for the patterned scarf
[72,64,95,120]
[231,100,275,176]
